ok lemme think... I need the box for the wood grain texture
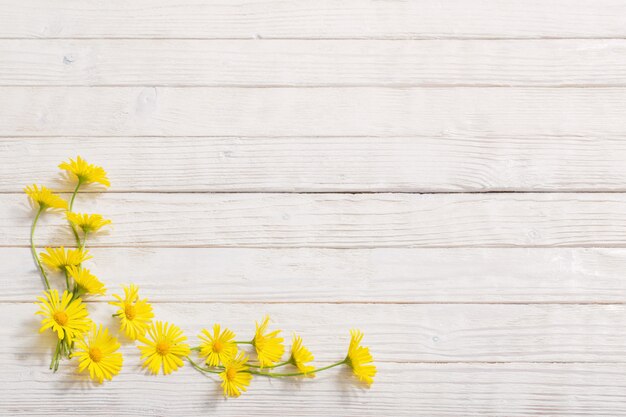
[6,192,626,248]
[6,247,626,303]
[3,87,626,137]
[3,0,626,414]
[3,136,626,192]
[2,0,626,40]
[9,302,626,363]
[3,39,626,86]
[4,363,626,416]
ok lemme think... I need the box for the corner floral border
[27,156,376,397]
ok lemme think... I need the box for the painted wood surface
[3,87,626,137]
[3,1,626,415]
[8,302,626,363]
[5,193,626,248]
[2,39,626,87]
[3,136,626,192]
[6,362,626,416]
[6,247,626,303]
[2,0,626,39]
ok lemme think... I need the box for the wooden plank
[3,39,626,86]
[4,362,626,416]
[3,135,626,192]
[9,302,626,363]
[6,247,626,303]
[1,0,626,40]
[3,87,626,137]
[5,192,626,248]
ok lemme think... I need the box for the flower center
[156,341,170,355]
[124,304,136,320]
[226,368,237,381]
[89,347,103,363]
[212,340,224,353]
[53,311,68,326]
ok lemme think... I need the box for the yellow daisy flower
[137,321,191,375]
[345,329,376,386]
[40,247,91,272]
[73,324,123,383]
[66,212,111,234]
[252,316,285,367]
[66,265,106,296]
[59,156,110,187]
[109,284,154,340]
[289,335,315,376]
[24,184,67,211]
[35,289,91,343]
[198,324,237,366]
[219,351,252,398]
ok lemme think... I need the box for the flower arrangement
[27,156,376,396]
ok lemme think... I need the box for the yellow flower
[73,324,123,383]
[289,335,315,376]
[66,265,106,296]
[137,321,190,375]
[40,247,91,272]
[345,330,376,386]
[198,324,237,366]
[66,212,111,234]
[219,351,252,398]
[252,316,284,367]
[109,284,154,340]
[59,156,110,187]
[35,289,91,343]
[24,184,67,211]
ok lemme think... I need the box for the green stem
[50,339,61,371]
[68,180,82,246]
[187,356,222,374]
[73,285,85,299]
[246,360,290,369]
[30,207,50,290]
[64,339,73,358]
[63,268,71,292]
[190,346,201,352]
[69,180,81,211]
[80,231,88,251]
[74,232,88,279]
[248,360,346,378]
[234,340,253,345]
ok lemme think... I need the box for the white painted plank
[6,247,626,303]
[3,39,626,86]
[3,361,410,416]
[3,87,626,137]
[5,193,626,248]
[4,362,626,416]
[8,302,626,363]
[3,136,626,192]
[1,0,626,40]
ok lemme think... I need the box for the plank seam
[9,245,626,249]
[3,36,626,41]
[3,84,626,88]
[4,301,626,305]
[5,191,626,195]
[0,133,607,138]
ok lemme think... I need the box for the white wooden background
[2,1,626,415]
